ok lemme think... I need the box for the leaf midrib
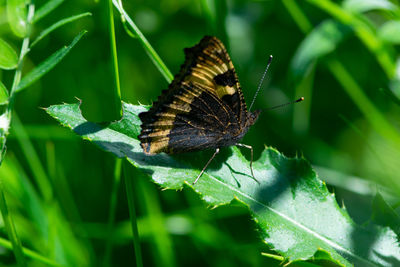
[51,103,377,266]
[203,170,377,267]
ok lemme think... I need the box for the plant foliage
[46,101,400,266]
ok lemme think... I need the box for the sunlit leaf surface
[6,0,28,38]
[290,20,350,78]
[0,81,9,105]
[343,0,397,12]
[46,101,400,267]
[378,21,400,44]
[0,38,18,70]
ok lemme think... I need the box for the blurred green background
[1,0,400,266]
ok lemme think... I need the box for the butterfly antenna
[249,55,273,111]
[263,97,304,111]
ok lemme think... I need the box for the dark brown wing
[139,36,247,154]
[182,36,247,123]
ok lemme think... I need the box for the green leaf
[390,57,400,102]
[378,21,400,44]
[46,101,400,267]
[0,38,18,70]
[307,0,396,78]
[290,20,350,78]
[342,0,396,13]
[31,12,92,48]
[33,0,65,23]
[371,193,400,235]
[6,0,27,38]
[315,165,399,202]
[16,30,86,92]
[0,80,9,105]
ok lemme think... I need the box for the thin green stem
[6,34,30,122]
[283,0,400,191]
[135,169,176,267]
[306,0,396,79]
[1,5,32,160]
[326,59,400,147]
[103,158,122,266]
[281,0,312,33]
[0,236,62,266]
[200,0,216,33]
[6,2,35,117]
[338,115,387,174]
[261,252,285,261]
[113,0,173,83]
[13,113,53,201]
[283,0,400,146]
[292,63,315,135]
[214,0,228,45]
[108,0,122,119]
[282,0,314,136]
[45,142,95,261]
[0,180,26,266]
[123,161,143,267]
[0,4,35,266]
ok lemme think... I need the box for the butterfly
[138,36,264,184]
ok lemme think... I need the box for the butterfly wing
[182,36,248,123]
[139,36,248,154]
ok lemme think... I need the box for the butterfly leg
[236,143,258,183]
[193,148,220,185]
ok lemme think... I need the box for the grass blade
[326,60,400,146]
[123,162,143,267]
[103,158,122,266]
[306,0,396,78]
[112,0,173,83]
[0,180,26,266]
[200,0,216,33]
[282,0,313,33]
[135,168,176,267]
[31,13,92,48]
[16,30,87,92]
[0,237,62,266]
[284,0,400,191]
[11,113,53,201]
[33,0,65,23]
[107,0,122,119]
[292,63,315,135]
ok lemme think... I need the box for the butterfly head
[247,109,261,127]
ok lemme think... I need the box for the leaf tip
[74,96,83,105]
[38,106,47,111]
